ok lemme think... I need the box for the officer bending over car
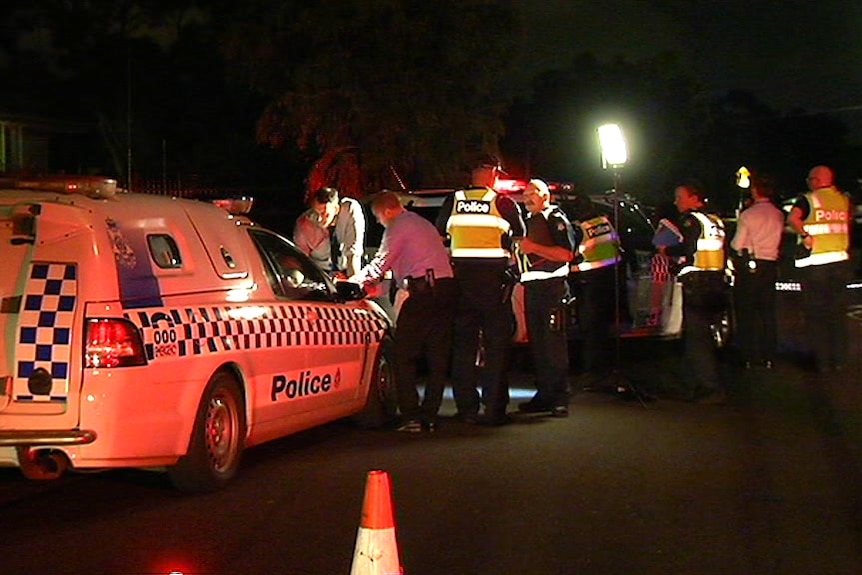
[348,191,457,432]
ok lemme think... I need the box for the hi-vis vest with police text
[795,186,850,268]
[518,207,570,282]
[572,215,621,272]
[447,187,511,258]
[678,211,726,276]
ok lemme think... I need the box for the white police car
[0,176,395,492]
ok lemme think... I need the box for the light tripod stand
[606,174,649,406]
[595,124,650,406]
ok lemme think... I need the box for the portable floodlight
[598,124,628,169]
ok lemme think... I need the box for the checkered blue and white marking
[125,303,388,361]
[15,263,77,402]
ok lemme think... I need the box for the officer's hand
[362,283,386,298]
[513,236,535,254]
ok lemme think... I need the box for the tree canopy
[2,0,860,208]
[218,0,521,197]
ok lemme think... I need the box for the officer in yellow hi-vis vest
[665,181,729,404]
[787,165,853,373]
[436,157,525,425]
[567,193,621,387]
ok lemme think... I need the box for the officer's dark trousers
[524,276,570,408]
[681,272,727,393]
[801,259,852,371]
[571,264,616,373]
[394,278,458,421]
[451,261,512,418]
[734,259,778,364]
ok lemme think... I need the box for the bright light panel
[598,124,628,168]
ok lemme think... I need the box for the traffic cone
[350,470,404,575]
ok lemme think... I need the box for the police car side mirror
[335,281,365,301]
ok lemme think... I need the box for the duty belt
[402,275,453,295]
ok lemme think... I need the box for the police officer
[436,158,525,425]
[787,165,853,373]
[730,174,784,369]
[514,179,576,416]
[567,193,621,386]
[665,181,730,404]
[349,191,458,432]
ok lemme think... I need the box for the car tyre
[168,371,246,493]
[351,338,397,429]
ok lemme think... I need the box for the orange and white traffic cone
[350,469,404,575]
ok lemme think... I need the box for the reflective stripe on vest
[447,188,511,259]
[520,264,569,282]
[572,215,620,272]
[519,206,570,282]
[678,211,726,276]
[795,187,850,268]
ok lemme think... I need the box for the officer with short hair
[436,157,525,425]
[350,191,457,432]
[665,181,729,404]
[787,165,853,373]
[730,173,784,369]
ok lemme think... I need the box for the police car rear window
[147,234,182,269]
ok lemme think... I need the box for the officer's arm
[519,240,573,263]
[340,199,365,277]
[292,213,314,256]
[730,211,749,254]
[665,215,698,261]
[435,196,454,241]
[786,195,810,237]
[517,215,574,263]
[498,196,526,237]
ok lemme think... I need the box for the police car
[0,176,395,492]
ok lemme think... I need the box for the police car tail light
[85,319,147,368]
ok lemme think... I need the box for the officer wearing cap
[436,156,525,425]
[513,179,576,417]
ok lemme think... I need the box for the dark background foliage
[2,0,860,223]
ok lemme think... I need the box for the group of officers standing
[292,161,854,430]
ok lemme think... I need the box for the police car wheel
[351,339,397,429]
[169,371,246,493]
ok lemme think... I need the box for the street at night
[3,3,862,575]
[1,302,860,575]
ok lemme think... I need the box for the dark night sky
[514,0,862,119]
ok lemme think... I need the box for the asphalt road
[0,298,861,575]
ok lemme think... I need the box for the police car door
[0,199,91,432]
[246,229,366,419]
